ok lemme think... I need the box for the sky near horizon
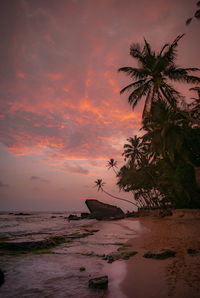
[0,0,199,212]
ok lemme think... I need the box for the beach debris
[88,275,108,289]
[68,214,81,220]
[0,269,5,287]
[143,249,176,260]
[187,248,200,256]
[80,267,86,271]
[85,199,125,220]
[103,251,137,263]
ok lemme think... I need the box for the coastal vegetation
[95,35,200,210]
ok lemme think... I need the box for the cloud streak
[0,0,199,165]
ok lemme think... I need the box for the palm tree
[106,158,118,174]
[118,35,200,118]
[122,136,144,166]
[142,101,188,164]
[94,179,138,207]
[186,1,200,25]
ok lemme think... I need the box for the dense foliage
[117,100,200,208]
[117,35,200,209]
[95,35,200,209]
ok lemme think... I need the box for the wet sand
[120,209,200,298]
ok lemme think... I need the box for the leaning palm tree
[106,158,118,174]
[94,179,138,207]
[118,34,200,118]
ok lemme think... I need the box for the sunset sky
[0,0,199,212]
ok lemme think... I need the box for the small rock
[80,267,86,271]
[103,251,137,263]
[68,214,81,220]
[0,269,4,287]
[88,275,108,289]
[143,249,176,260]
[187,248,199,255]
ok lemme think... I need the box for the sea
[0,212,146,298]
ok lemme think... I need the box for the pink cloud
[0,0,199,166]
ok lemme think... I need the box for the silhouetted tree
[94,179,138,207]
[106,158,118,174]
[118,35,200,118]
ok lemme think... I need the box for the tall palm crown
[106,158,118,173]
[122,136,144,166]
[118,34,200,118]
[94,179,105,191]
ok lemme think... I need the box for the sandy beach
[120,209,200,298]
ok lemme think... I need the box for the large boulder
[85,199,125,220]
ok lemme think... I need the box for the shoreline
[120,209,200,298]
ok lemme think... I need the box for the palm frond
[162,34,185,64]
[183,75,200,84]
[158,43,169,57]
[120,79,147,94]
[184,67,200,72]
[194,9,200,19]
[128,82,151,109]
[144,38,152,56]
[130,43,143,60]
[160,85,178,108]
[118,67,149,79]
[186,18,193,25]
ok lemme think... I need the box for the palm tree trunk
[102,189,139,208]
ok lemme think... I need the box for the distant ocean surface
[0,212,146,298]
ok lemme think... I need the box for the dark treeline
[95,34,200,210]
